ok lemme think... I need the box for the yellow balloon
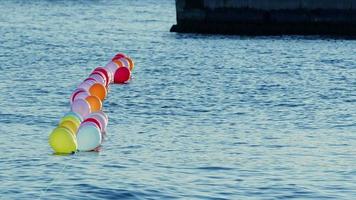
[59,116,80,128]
[59,120,78,135]
[49,127,77,154]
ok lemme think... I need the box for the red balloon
[112,53,127,61]
[114,67,131,84]
[92,67,110,87]
[83,118,102,131]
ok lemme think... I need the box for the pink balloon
[70,88,86,104]
[105,61,119,83]
[86,112,107,132]
[89,74,106,85]
[118,58,130,67]
[72,90,90,102]
[71,99,91,118]
[78,80,95,91]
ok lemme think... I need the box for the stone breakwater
[171,0,356,35]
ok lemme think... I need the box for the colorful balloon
[83,118,102,131]
[60,113,82,128]
[89,83,107,101]
[71,99,91,118]
[89,74,106,86]
[112,53,127,61]
[86,112,107,132]
[114,67,131,83]
[85,95,102,112]
[91,71,108,84]
[59,120,78,135]
[77,124,102,151]
[72,90,90,102]
[125,57,134,71]
[116,58,130,68]
[105,61,119,83]
[113,60,124,67]
[92,67,110,87]
[49,127,77,154]
[70,88,85,104]
[78,80,96,91]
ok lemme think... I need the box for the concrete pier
[170,0,356,35]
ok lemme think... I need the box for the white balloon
[77,124,102,151]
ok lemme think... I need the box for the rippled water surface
[1,0,356,199]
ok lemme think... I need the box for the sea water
[0,0,355,199]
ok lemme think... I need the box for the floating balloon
[114,58,130,68]
[71,99,91,118]
[91,71,108,84]
[49,127,77,154]
[86,112,107,132]
[89,83,107,101]
[114,67,131,83]
[70,88,85,103]
[77,124,102,151]
[49,53,134,154]
[112,53,127,61]
[89,74,106,86]
[78,80,96,91]
[60,112,82,128]
[93,67,110,87]
[72,90,90,103]
[83,117,102,131]
[59,120,78,135]
[125,57,134,71]
[85,95,102,112]
[113,60,124,68]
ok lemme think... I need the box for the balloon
[117,58,130,68]
[91,71,108,85]
[83,118,102,131]
[63,111,83,122]
[125,57,134,71]
[89,83,107,101]
[92,67,110,87]
[71,99,91,118]
[104,62,118,83]
[77,124,102,151]
[49,127,77,154]
[114,67,131,83]
[80,121,100,130]
[113,60,124,67]
[89,74,106,86]
[72,90,90,103]
[85,95,102,112]
[59,120,78,135]
[70,88,86,104]
[112,53,127,61]
[96,110,109,123]
[78,80,96,91]
[86,112,107,132]
[60,113,82,128]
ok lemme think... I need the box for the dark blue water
[1,0,356,199]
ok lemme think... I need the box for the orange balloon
[89,83,107,102]
[125,57,134,71]
[85,95,102,112]
[113,60,124,67]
